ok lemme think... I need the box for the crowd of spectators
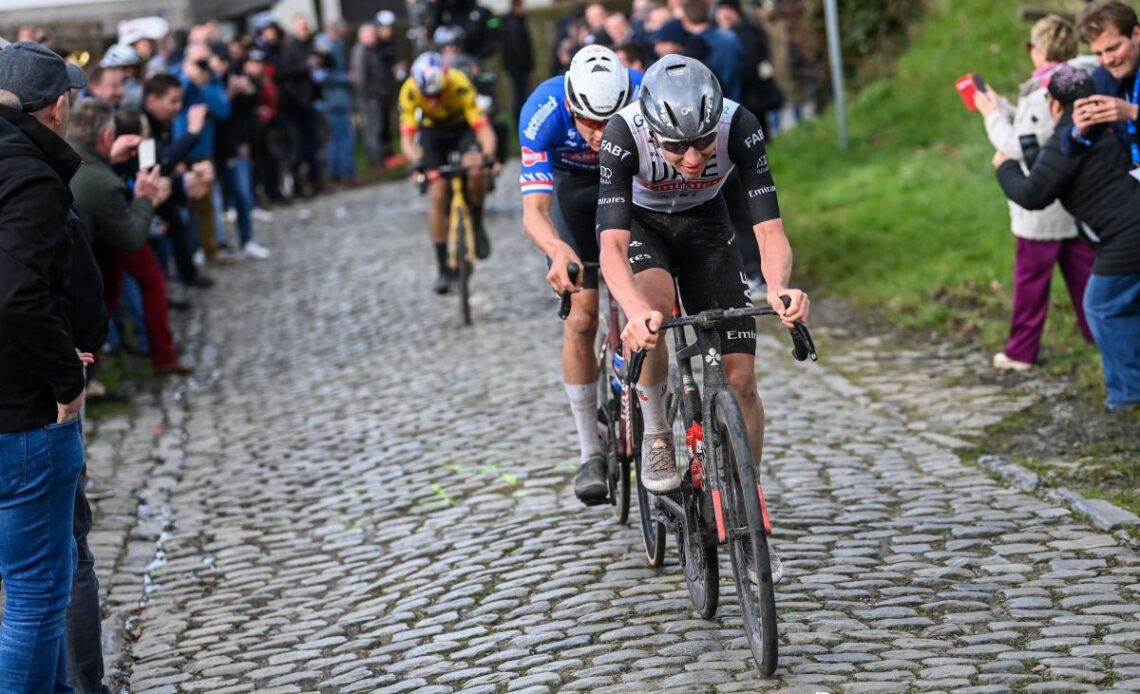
[542,0,784,132]
[2,10,420,402]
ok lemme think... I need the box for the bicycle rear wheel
[713,391,778,676]
[670,372,719,619]
[597,332,630,524]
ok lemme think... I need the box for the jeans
[0,418,84,693]
[326,110,356,180]
[66,467,107,694]
[223,156,256,247]
[1083,272,1140,409]
[357,98,382,166]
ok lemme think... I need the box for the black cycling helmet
[638,54,723,141]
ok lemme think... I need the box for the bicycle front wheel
[671,369,718,619]
[712,391,778,676]
[633,396,666,566]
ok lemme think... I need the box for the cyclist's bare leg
[564,289,599,384]
[566,289,606,500]
[631,267,681,490]
[724,353,765,469]
[460,149,487,208]
[632,268,675,384]
[427,177,449,245]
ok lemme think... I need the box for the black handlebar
[558,262,581,320]
[623,297,818,385]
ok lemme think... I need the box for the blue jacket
[316,35,353,114]
[700,27,742,103]
[1091,65,1140,159]
[174,74,231,161]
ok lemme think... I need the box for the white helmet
[100,43,139,68]
[564,44,631,120]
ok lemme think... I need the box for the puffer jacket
[984,56,1100,240]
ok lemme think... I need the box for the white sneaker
[192,249,205,267]
[993,352,1032,371]
[252,207,275,223]
[242,241,270,259]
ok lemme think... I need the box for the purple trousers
[1004,236,1096,364]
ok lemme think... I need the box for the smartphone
[953,73,980,110]
[138,138,156,170]
[955,73,984,111]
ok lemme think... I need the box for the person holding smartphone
[972,15,1097,372]
[1071,2,1140,163]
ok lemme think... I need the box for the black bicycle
[627,282,817,677]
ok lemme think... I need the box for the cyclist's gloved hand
[547,244,582,294]
[623,309,663,351]
[767,287,810,329]
[484,153,502,175]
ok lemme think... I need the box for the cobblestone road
[85,171,1140,693]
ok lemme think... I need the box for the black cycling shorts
[548,171,600,290]
[420,125,478,170]
[627,195,756,355]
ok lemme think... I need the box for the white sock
[636,380,670,439]
[565,382,602,463]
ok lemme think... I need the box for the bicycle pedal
[580,496,609,507]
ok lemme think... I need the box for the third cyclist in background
[399,52,498,294]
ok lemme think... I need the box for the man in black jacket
[0,41,92,690]
[995,65,1140,411]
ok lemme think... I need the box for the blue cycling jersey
[517,70,643,196]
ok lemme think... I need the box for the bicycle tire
[634,395,666,566]
[455,207,472,326]
[669,371,719,619]
[712,391,778,676]
[597,334,630,524]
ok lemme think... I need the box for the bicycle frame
[663,301,773,545]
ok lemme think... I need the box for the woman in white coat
[974,14,1097,371]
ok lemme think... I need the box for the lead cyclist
[517,45,643,504]
[596,55,810,582]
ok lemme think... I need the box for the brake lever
[777,295,817,362]
[558,262,581,320]
[626,348,647,385]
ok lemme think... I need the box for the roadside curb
[978,454,1140,544]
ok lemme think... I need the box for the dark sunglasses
[656,131,717,155]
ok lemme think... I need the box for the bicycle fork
[447,177,475,269]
